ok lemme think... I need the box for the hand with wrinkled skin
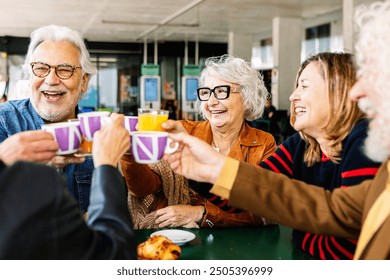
[161,120,188,134]
[154,205,205,227]
[163,132,225,184]
[92,113,130,167]
[0,131,59,165]
[48,155,86,169]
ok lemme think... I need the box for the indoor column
[228,32,252,62]
[272,16,302,111]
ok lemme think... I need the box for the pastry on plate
[137,235,181,260]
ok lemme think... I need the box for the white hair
[197,54,269,121]
[24,25,97,76]
[355,0,390,162]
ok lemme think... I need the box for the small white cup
[130,131,179,164]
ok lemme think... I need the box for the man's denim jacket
[0,99,93,212]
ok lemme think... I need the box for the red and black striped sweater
[259,119,380,259]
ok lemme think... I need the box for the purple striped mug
[42,121,82,155]
[123,116,138,133]
[130,131,179,164]
[78,111,110,141]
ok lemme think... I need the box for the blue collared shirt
[0,99,93,212]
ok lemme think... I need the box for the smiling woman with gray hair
[121,54,276,229]
[197,54,268,121]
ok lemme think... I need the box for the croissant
[137,235,181,260]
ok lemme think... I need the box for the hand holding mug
[130,131,179,164]
[77,111,111,154]
[93,113,130,167]
[78,111,111,141]
[0,131,59,165]
[161,120,188,134]
[48,155,86,169]
[162,132,225,184]
[41,121,86,168]
[41,121,82,155]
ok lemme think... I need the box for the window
[303,23,331,59]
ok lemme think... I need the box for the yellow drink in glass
[137,109,169,131]
[79,136,93,153]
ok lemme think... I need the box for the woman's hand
[161,120,188,134]
[154,205,204,227]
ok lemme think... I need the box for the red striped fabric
[341,167,379,178]
[318,235,325,260]
[279,145,293,163]
[321,153,330,162]
[308,234,318,256]
[324,236,339,260]
[273,153,293,176]
[263,158,281,173]
[330,237,354,259]
[217,200,228,207]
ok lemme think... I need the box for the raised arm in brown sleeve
[120,154,162,197]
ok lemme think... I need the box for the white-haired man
[0,25,97,212]
[0,114,137,259]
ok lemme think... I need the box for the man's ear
[81,74,90,92]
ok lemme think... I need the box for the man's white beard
[364,125,390,162]
[359,98,390,163]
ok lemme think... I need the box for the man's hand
[92,113,130,167]
[48,155,86,169]
[163,132,225,184]
[0,131,59,165]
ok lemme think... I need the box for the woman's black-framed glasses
[30,62,82,80]
[197,85,240,101]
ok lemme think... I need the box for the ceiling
[0,0,343,43]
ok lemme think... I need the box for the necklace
[211,139,220,152]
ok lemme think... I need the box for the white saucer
[150,229,196,246]
[74,153,92,157]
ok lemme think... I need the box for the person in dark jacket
[0,113,137,259]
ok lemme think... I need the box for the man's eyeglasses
[30,62,82,80]
[197,85,240,101]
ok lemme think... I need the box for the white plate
[150,229,196,246]
[74,153,92,157]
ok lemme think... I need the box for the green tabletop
[135,225,317,260]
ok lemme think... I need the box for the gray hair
[354,0,390,162]
[354,0,390,101]
[24,25,97,76]
[197,54,269,121]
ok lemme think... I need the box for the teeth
[43,91,65,96]
[295,108,306,114]
[43,92,65,102]
[212,110,225,114]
